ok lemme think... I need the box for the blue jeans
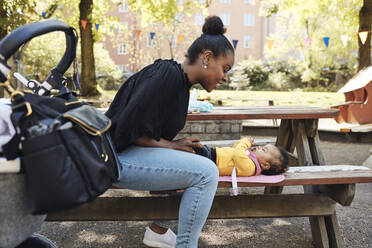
[114,146,219,248]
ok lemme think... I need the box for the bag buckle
[12,101,32,117]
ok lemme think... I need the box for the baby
[194,137,289,176]
[143,137,289,247]
[143,137,289,248]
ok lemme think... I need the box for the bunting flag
[323,37,330,47]
[267,39,274,50]
[340,35,349,47]
[135,30,141,39]
[81,20,88,30]
[359,31,368,45]
[95,23,100,30]
[150,32,155,40]
[177,35,184,45]
[232,39,238,49]
[304,37,312,49]
[42,12,46,19]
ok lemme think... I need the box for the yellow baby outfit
[215,138,260,177]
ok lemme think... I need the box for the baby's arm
[232,139,256,177]
[233,137,253,148]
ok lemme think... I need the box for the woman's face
[199,51,234,92]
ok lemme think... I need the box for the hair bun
[202,16,226,35]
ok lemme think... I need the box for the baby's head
[251,144,289,175]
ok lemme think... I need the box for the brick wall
[175,120,243,141]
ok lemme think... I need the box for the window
[245,0,253,4]
[195,13,204,26]
[244,35,254,48]
[117,43,127,54]
[117,64,125,72]
[220,0,230,3]
[175,12,182,22]
[119,1,128,12]
[118,22,128,34]
[147,34,157,47]
[244,13,255,26]
[145,56,154,65]
[219,13,230,26]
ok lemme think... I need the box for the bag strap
[0,84,31,159]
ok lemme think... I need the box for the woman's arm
[135,135,203,153]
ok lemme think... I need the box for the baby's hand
[247,136,255,145]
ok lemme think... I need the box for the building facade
[104,0,275,73]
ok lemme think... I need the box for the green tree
[127,0,207,27]
[358,0,372,71]
[261,0,371,75]
[122,0,207,71]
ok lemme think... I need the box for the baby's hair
[185,15,234,64]
[261,147,289,175]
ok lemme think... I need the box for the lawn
[103,90,345,108]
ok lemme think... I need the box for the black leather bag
[2,90,119,214]
[0,20,119,214]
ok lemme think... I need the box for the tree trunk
[79,0,100,96]
[358,0,372,71]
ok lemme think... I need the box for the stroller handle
[0,19,77,84]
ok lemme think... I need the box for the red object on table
[332,66,372,124]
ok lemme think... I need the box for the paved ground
[39,138,372,248]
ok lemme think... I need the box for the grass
[102,90,345,108]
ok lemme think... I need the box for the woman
[106,15,234,247]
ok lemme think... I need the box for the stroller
[0,19,78,248]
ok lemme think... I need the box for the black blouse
[105,59,192,152]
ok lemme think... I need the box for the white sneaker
[142,226,177,248]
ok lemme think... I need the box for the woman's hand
[171,137,203,153]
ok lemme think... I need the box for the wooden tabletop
[187,106,340,121]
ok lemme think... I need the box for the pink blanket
[219,174,285,184]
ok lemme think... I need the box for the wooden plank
[187,106,340,121]
[46,194,336,221]
[310,216,330,248]
[348,123,372,133]
[275,119,292,150]
[305,119,318,138]
[218,166,372,187]
[309,131,326,165]
[293,120,313,167]
[319,184,355,206]
[325,213,344,248]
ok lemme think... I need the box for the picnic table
[188,106,339,171]
[187,106,353,247]
[49,105,368,247]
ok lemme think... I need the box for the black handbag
[0,20,120,214]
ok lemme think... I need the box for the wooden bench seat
[45,165,372,248]
[46,165,372,217]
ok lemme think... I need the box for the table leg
[310,216,330,248]
[294,119,344,248]
[325,212,344,248]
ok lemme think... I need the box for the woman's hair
[185,15,234,64]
